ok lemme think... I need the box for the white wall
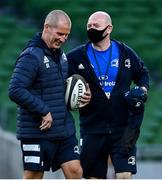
[0,128,64,179]
[1,128,162,179]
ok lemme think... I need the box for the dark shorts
[21,134,80,172]
[80,133,137,179]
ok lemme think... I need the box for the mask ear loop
[102,25,109,38]
[103,25,113,38]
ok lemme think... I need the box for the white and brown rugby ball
[65,74,86,110]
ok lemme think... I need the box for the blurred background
[0,0,162,178]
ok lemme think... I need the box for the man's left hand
[40,112,53,131]
[125,86,148,108]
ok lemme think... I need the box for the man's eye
[94,25,100,28]
[57,33,63,36]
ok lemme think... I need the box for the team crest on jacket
[124,58,131,68]
[44,56,50,68]
[111,59,119,67]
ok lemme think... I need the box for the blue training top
[87,40,119,99]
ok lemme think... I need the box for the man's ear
[108,25,113,33]
[44,24,49,33]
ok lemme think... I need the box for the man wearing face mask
[67,11,149,179]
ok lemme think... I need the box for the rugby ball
[65,74,86,110]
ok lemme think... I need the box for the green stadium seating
[0,27,11,37]
[0,0,162,145]
[0,59,14,70]
[0,15,16,23]
[0,38,4,48]
[0,15,37,133]
[0,69,11,81]
[139,129,155,144]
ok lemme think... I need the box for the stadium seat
[140,129,155,144]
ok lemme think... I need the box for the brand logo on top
[44,56,50,68]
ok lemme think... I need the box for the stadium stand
[0,0,162,146]
[0,13,37,132]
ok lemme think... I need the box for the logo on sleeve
[128,156,136,165]
[74,145,80,154]
[124,58,131,68]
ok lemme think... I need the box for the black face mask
[87,26,108,43]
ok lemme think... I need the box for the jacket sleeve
[128,46,149,90]
[8,54,49,116]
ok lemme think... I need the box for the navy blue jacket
[9,33,75,140]
[67,40,149,134]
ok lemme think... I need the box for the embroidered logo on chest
[78,64,85,69]
[111,58,119,67]
[62,53,67,62]
[44,56,50,68]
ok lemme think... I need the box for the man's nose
[60,35,67,42]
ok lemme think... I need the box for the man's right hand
[40,112,53,131]
[80,83,92,107]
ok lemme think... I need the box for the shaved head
[87,11,113,47]
[88,11,112,28]
[44,10,71,28]
[42,10,71,49]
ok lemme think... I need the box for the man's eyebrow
[87,22,100,26]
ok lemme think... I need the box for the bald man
[67,11,149,179]
[9,10,85,179]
